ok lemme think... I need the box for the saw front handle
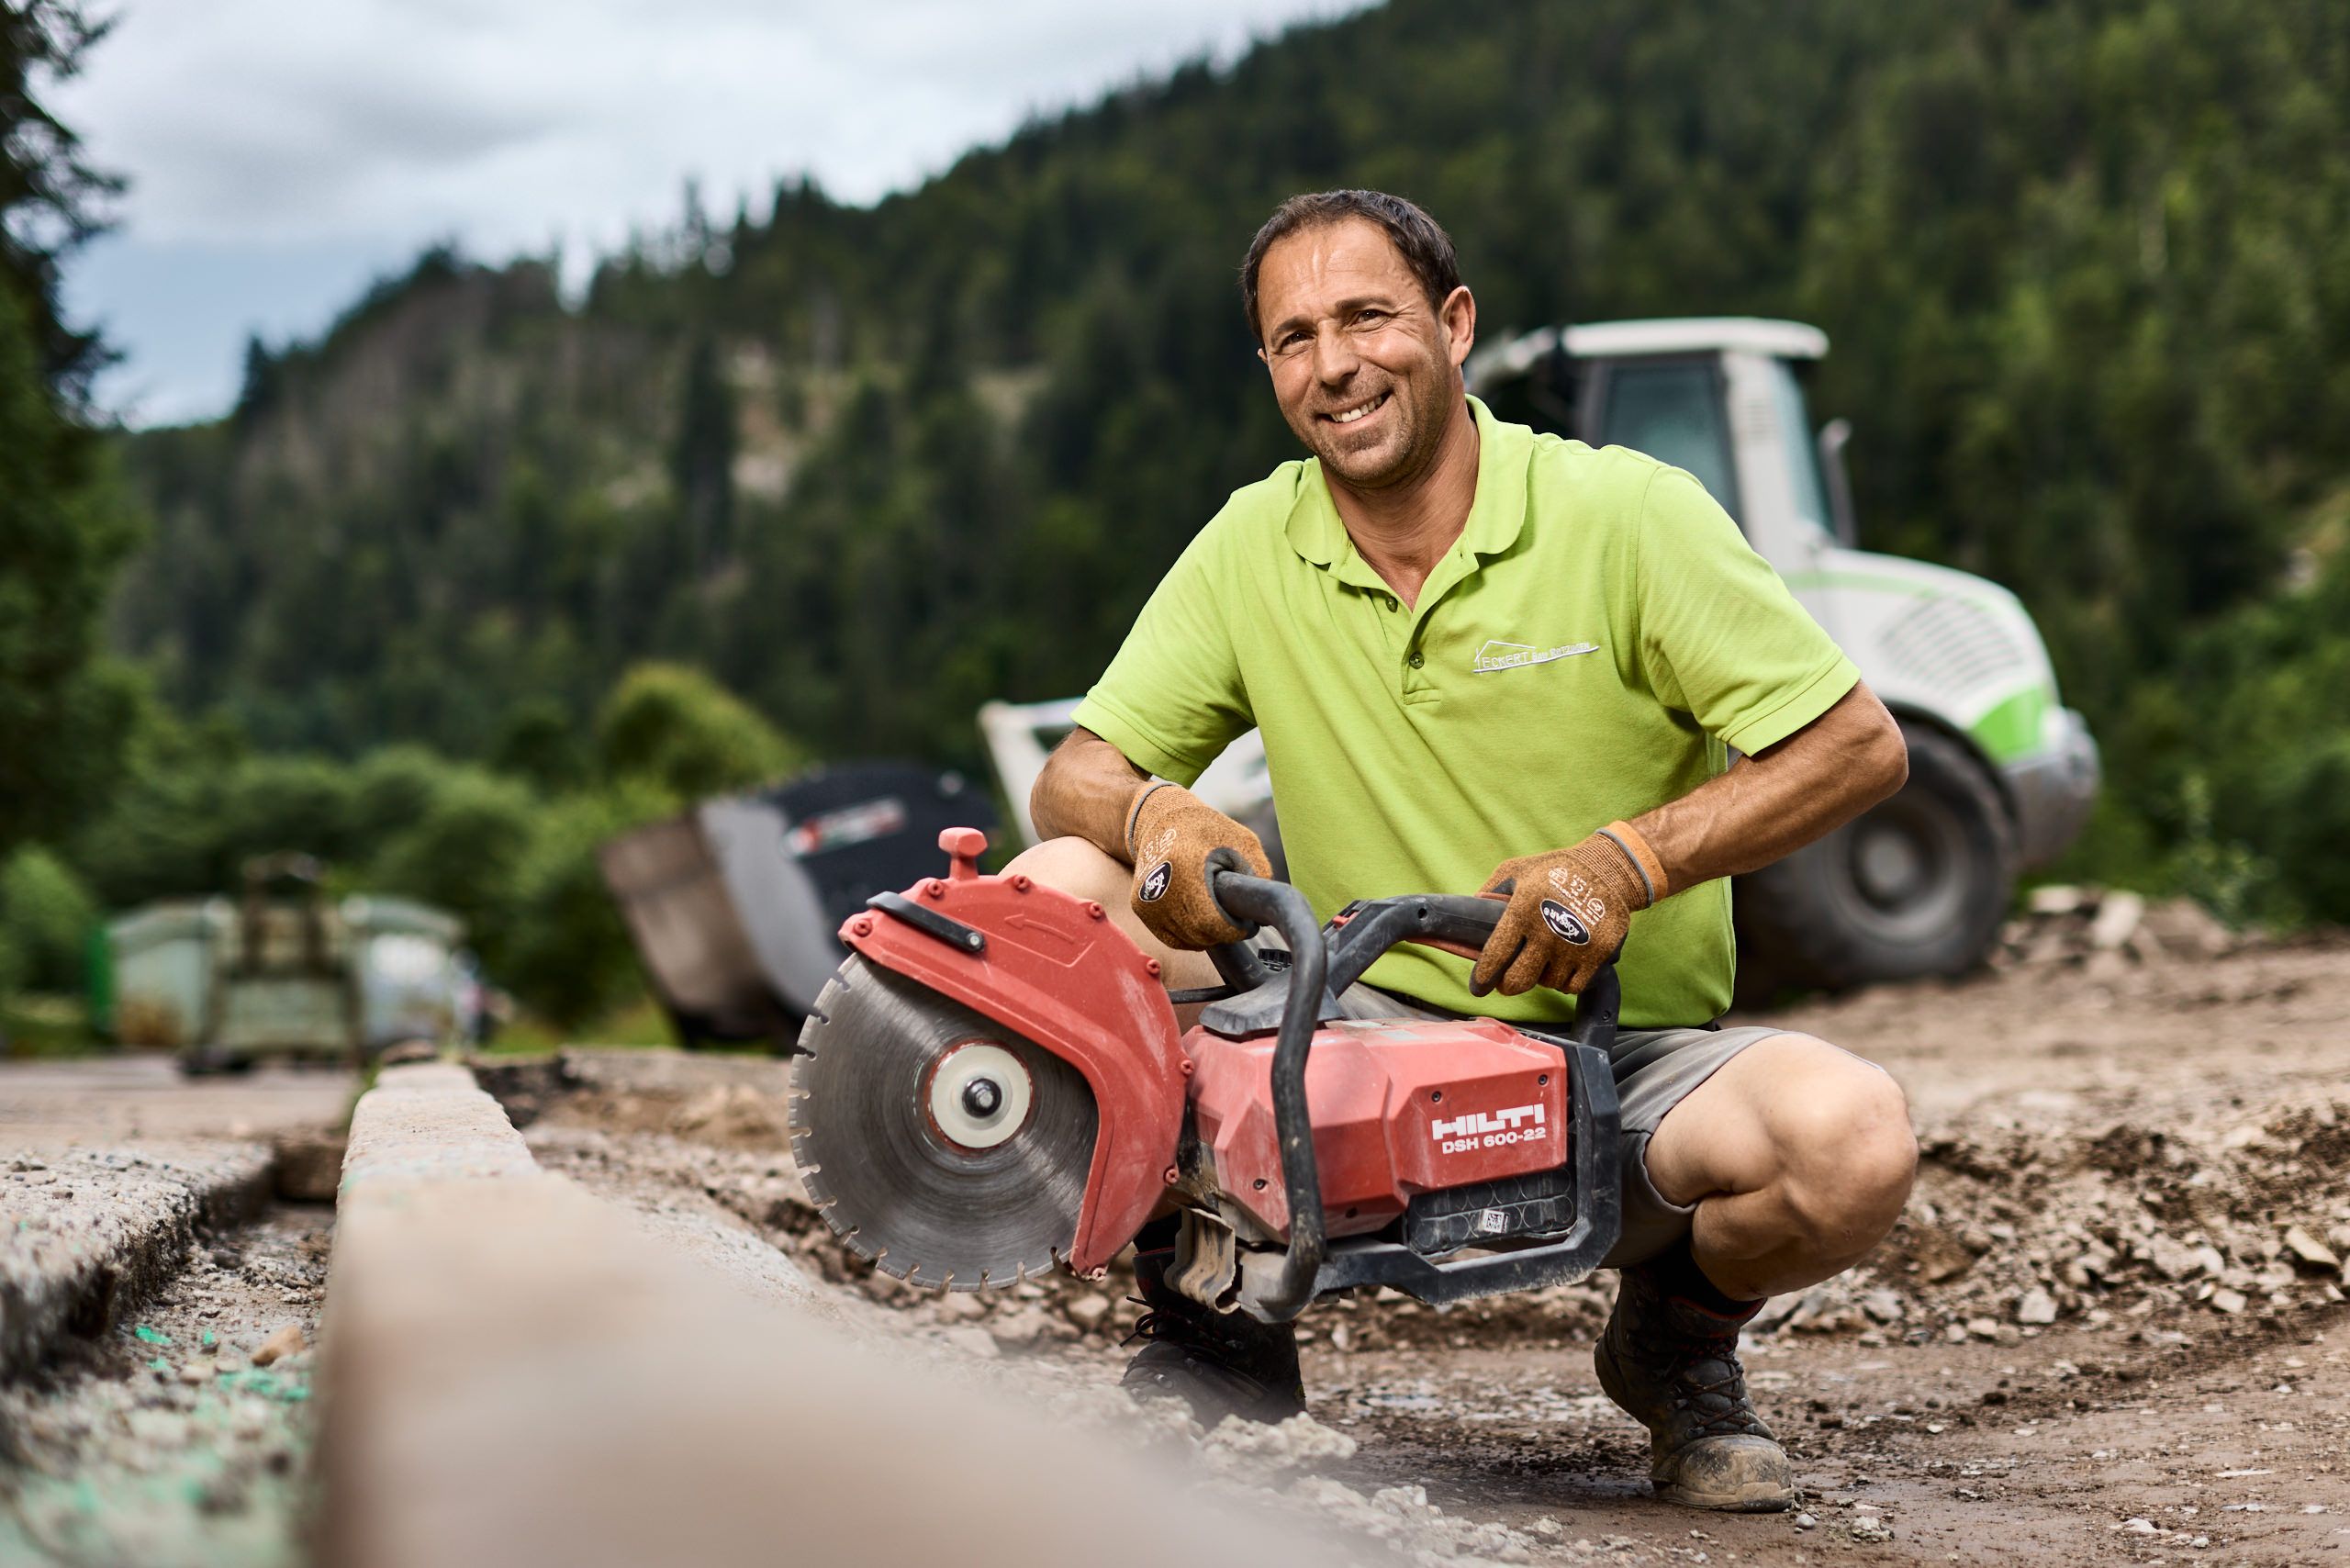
[1203,870,1621,1323]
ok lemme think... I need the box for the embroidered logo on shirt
[1471,639,1601,673]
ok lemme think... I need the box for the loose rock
[2281,1225,2341,1271]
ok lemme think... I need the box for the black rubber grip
[1396,893,1506,949]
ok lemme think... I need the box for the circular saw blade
[789,955,1097,1291]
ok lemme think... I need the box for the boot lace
[1616,1279,1771,1442]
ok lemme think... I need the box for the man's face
[1254,217,1475,490]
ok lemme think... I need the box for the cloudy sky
[51,0,1363,427]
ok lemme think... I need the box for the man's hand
[1472,824,1664,998]
[1125,783,1272,950]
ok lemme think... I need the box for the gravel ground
[0,1206,329,1568]
[506,927,2350,1566]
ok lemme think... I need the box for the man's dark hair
[1239,189,1461,342]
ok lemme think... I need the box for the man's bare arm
[1633,681,1908,893]
[1030,727,1151,860]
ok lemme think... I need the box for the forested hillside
[95,0,2350,942]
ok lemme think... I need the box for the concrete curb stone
[318,1061,1348,1568]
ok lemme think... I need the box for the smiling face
[1253,216,1476,491]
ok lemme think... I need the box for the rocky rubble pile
[1987,885,2237,978]
[1748,1096,2350,1342]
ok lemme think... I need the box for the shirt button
[1407,651,1425,669]
[1383,596,1399,612]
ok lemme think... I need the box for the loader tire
[1734,722,2014,993]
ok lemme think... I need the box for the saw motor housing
[1184,1015,1573,1243]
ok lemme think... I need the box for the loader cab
[1468,318,1853,559]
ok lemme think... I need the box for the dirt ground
[513,924,2350,1567]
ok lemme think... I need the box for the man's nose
[1309,322,1360,384]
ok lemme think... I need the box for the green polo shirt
[1072,397,1857,1026]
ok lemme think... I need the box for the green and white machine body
[984,318,2098,990]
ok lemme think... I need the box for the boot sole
[1596,1333,1796,1513]
[1124,1353,1304,1427]
[1654,1479,1798,1513]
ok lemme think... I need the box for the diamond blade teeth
[785,955,1092,1293]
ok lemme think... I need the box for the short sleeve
[1069,525,1254,786]
[1636,467,1858,754]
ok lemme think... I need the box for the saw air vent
[1876,596,2028,698]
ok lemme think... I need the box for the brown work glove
[1471,822,1667,998]
[1125,782,1273,950]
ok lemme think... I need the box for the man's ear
[1440,286,1477,368]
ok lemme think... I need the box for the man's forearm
[1030,727,1151,860]
[1630,682,1908,896]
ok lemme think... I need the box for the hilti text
[1433,1102,1548,1155]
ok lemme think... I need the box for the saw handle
[1335,891,1508,965]
[1321,891,1621,1052]
[1196,871,1333,1322]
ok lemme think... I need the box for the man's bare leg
[1643,1035,1918,1297]
[1003,836,1222,1023]
[1598,1035,1915,1511]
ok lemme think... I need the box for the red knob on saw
[939,826,988,880]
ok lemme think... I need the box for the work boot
[1594,1250,1796,1512]
[1120,1238,1305,1426]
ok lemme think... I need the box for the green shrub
[365,767,540,946]
[0,846,97,992]
[489,698,589,791]
[218,754,359,867]
[348,745,457,843]
[491,782,676,1032]
[596,663,798,801]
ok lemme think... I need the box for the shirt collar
[1283,395,1532,583]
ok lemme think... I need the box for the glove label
[1138,861,1172,902]
[1539,899,1590,945]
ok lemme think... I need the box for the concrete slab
[0,1141,274,1382]
[0,1056,355,1145]
[319,1062,1346,1568]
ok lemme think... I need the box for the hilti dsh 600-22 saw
[789,829,1623,1324]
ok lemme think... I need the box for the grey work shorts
[1327,979,1783,1269]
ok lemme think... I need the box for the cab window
[1769,359,1832,538]
[1596,361,1740,517]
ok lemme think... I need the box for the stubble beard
[1291,361,1449,493]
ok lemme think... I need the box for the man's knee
[1002,835,1126,901]
[1762,1036,1917,1249]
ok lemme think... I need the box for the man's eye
[1352,310,1389,327]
